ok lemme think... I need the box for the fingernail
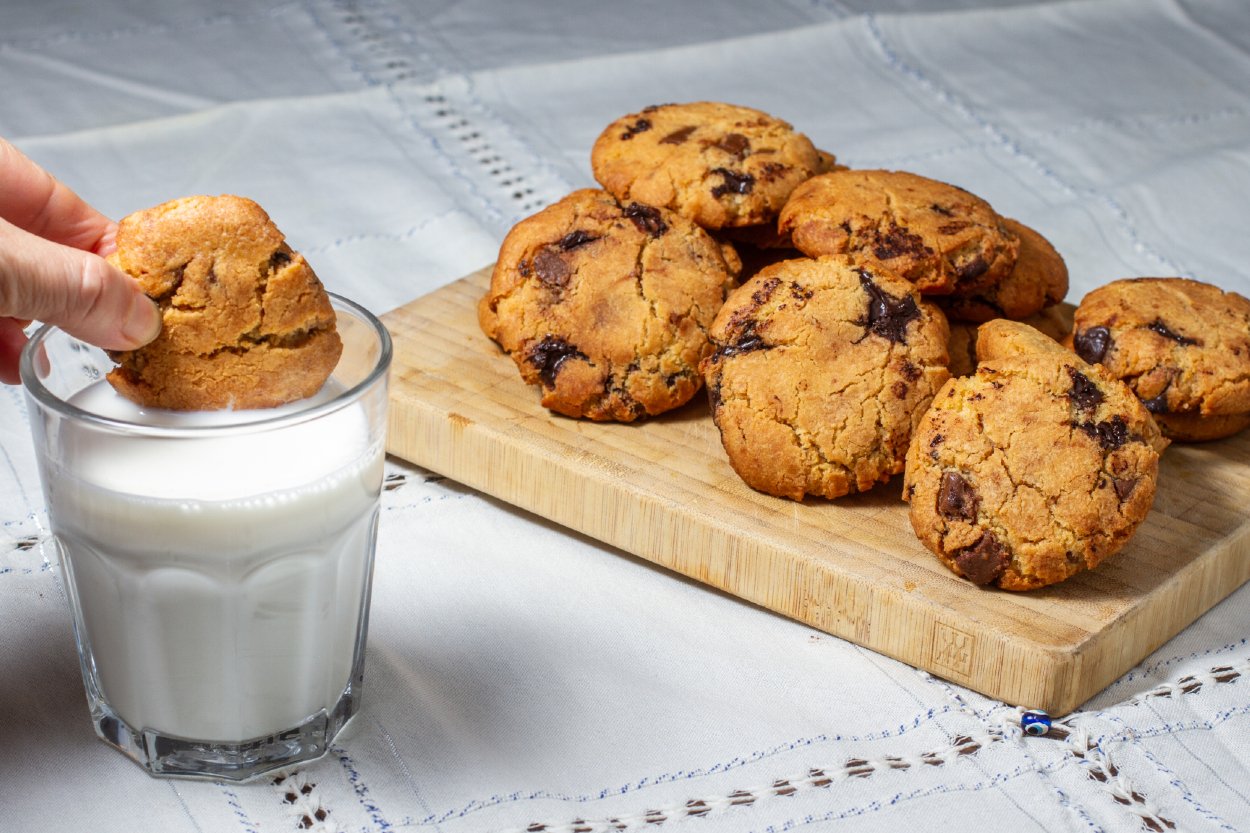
[121,293,162,346]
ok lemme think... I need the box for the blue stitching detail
[746,759,1085,833]
[300,209,459,254]
[1131,716,1249,832]
[219,786,262,833]
[1138,719,1250,831]
[335,745,396,831]
[1100,639,1248,694]
[1068,704,1250,832]
[402,705,964,826]
[301,0,376,89]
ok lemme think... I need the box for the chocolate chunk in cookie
[479,189,737,421]
[904,327,1166,590]
[591,102,824,230]
[778,169,1020,296]
[700,255,950,500]
[1072,277,1250,441]
[938,218,1068,323]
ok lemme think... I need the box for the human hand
[0,138,160,384]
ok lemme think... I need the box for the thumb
[0,219,161,351]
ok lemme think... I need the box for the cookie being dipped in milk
[105,195,342,410]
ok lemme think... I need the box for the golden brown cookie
[700,256,950,500]
[1150,411,1250,442]
[815,148,847,174]
[904,324,1165,590]
[778,169,1020,296]
[974,317,1074,365]
[479,188,736,421]
[1072,278,1250,441]
[939,218,1067,322]
[106,195,342,410]
[945,304,1073,378]
[591,102,823,230]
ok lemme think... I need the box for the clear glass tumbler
[20,294,391,781]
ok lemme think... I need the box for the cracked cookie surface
[591,102,824,230]
[1072,277,1250,441]
[106,195,341,410]
[939,218,1067,323]
[479,188,736,421]
[778,169,1020,296]
[903,330,1165,590]
[700,255,950,500]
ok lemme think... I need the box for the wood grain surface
[382,266,1250,715]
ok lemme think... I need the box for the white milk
[49,381,384,742]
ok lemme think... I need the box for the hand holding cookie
[0,137,161,384]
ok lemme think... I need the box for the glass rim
[19,292,392,439]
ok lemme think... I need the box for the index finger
[0,138,116,255]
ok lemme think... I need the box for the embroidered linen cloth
[2,1,1249,830]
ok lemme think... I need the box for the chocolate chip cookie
[778,169,1020,296]
[1072,278,1250,441]
[939,218,1068,322]
[591,102,824,230]
[946,304,1073,377]
[479,188,737,421]
[106,195,342,410]
[904,325,1166,590]
[701,255,950,500]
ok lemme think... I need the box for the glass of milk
[20,294,391,781]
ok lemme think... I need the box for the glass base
[88,680,362,782]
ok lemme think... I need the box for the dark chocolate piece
[659,126,696,145]
[871,223,930,261]
[938,471,980,523]
[954,532,1008,586]
[624,203,668,238]
[1077,414,1130,450]
[715,133,750,158]
[1074,326,1111,364]
[1146,319,1200,346]
[858,270,921,344]
[529,336,587,387]
[1113,477,1139,501]
[1067,367,1105,413]
[710,168,755,198]
[557,230,598,251]
[620,118,651,140]
[533,248,571,289]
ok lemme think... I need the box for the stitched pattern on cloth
[1063,729,1176,832]
[335,746,396,832]
[307,0,570,230]
[1130,660,1247,704]
[507,732,1000,833]
[505,660,1249,833]
[1,519,53,578]
[273,770,339,832]
[860,13,1188,278]
[219,786,262,833]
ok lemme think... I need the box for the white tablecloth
[3,1,1250,831]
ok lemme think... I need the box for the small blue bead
[1021,711,1052,736]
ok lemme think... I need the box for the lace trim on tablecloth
[308,0,572,234]
[499,659,1249,833]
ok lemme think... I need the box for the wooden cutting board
[382,266,1250,716]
